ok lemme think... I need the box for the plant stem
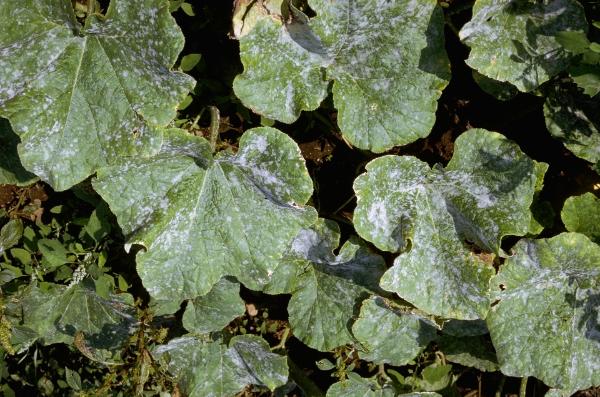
[520,376,528,397]
[209,106,220,153]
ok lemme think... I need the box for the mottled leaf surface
[561,193,600,244]
[154,334,288,397]
[460,0,587,92]
[15,281,136,352]
[487,233,600,393]
[353,129,543,319]
[352,296,438,366]
[327,375,440,397]
[234,0,450,152]
[544,82,600,164]
[182,278,245,334]
[0,119,37,186]
[93,127,317,311]
[264,219,386,351]
[0,0,195,190]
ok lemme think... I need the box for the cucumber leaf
[182,278,245,334]
[353,129,544,319]
[93,127,317,312]
[460,0,587,92]
[0,0,194,190]
[544,81,600,165]
[233,0,450,153]
[154,334,288,396]
[561,193,600,244]
[264,219,386,351]
[0,119,37,186]
[487,233,600,393]
[352,296,438,367]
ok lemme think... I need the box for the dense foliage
[0,0,599,396]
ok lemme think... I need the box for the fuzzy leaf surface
[234,0,450,152]
[354,129,544,320]
[487,233,600,393]
[182,278,245,334]
[460,0,587,92]
[263,219,386,351]
[0,0,195,190]
[154,334,288,396]
[353,129,543,319]
[352,296,438,366]
[93,127,317,311]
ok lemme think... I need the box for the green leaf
[180,2,194,16]
[233,0,450,153]
[544,81,600,164]
[182,278,245,334]
[0,0,195,190]
[65,367,82,391]
[556,31,590,54]
[561,193,600,244]
[154,334,289,396]
[0,119,37,186]
[487,233,600,393]
[353,129,543,319]
[37,239,69,269]
[93,127,317,311]
[0,219,23,254]
[352,296,438,367]
[570,64,600,97]
[326,375,396,397]
[180,53,201,72]
[15,281,136,356]
[263,219,386,351]
[84,203,112,243]
[438,334,499,372]
[460,0,587,92]
[472,71,518,101]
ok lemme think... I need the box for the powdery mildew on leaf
[0,0,195,190]
[353,129,544,319]
[352,296,438,366]
[561,193,600,244]
[234,0,450,153]
[487,233,600,393]
[15,281,136,352]
[544,81,600,165]
[263,219,386,351]
[460,0,587,92]
[182,278,245,334]
[153,334,288,396]
[93,127,317,312]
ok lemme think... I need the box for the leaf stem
[209,106,220,153]
[494,375,505,397]
[520,376,528,397]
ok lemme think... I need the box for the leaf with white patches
[352,296,438,366]
[233,0,450,153]
[263,219,386,352]
[153,334,288,397]
[0,119,37,186]
[460,0,587,92]
[353,129,544,319]
[93,127,317,312]
[487,233,600,393]
[561,193,600,244]
[0,0,195,190]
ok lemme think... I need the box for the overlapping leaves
[0,0,194,190]
[460,0,587,92]
[93,127,317,312]
[353,129,545,319]
[233,0,450,152]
